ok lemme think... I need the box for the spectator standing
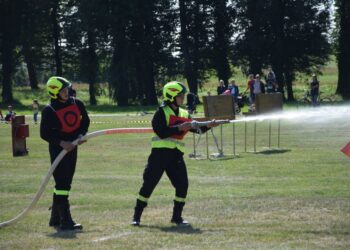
[0,108,3,121]
[245,74,255,104]
[217,79,226,95]
[227,82,233,91]
[33,99,39,124]
[253,74,265,96]
[4,105,16,122]
[230,79,239,101]
[266,67,277,93]
[310,74,319,107]
[230,80,240,114]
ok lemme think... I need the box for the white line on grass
[91,231,135,243]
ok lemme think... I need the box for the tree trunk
[0,0,20,103]
[274,70,286,100]
[246,0,263,75]
[179,0,198,94]
[1,43,14,103]
[213,0,231,84]
[26,59,39,89]
[144,62,157,105]
[285,71,295,102]
[270,0,286,101]
[137,0,158,105]
[22,44,39,89]
[52,0,62,76]
[87,30,97,105]
[336,0,350,99]
[110,32,129,106]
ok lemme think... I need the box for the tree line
[0,0,349,105]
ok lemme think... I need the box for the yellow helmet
[163,81,187,102]
[46,76,71,99]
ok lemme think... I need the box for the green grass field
[0,110,349,249]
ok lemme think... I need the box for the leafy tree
[0,0,22,103]
[108,0,178,106]
[107,0,137,106]
[234,0,270,75]
[335,0,350,99]
[64,0,110,105]
[20,0,53,89]
[50,0,63,76]
[208,0,236,85]
[178,0,214,94]
[234,0,331,101]
[271,0,331,101]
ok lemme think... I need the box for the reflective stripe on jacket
[151,106,189,152]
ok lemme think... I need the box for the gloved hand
[178,122,193,131]
[59,141,76,152]
[78,134,87,145]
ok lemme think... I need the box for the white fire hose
[0,128,152,228]
[0,120,229,228]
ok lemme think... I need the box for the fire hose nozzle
[190,119,230,130]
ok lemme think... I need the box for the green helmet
[46,76,71,99]
[163,81,187,102]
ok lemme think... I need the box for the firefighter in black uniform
[40,76,90,230]
[131,81,218,226]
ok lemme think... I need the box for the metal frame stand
[244,121,247,152]
[254,121,257,153]
[190,118,282,160]
[243,119,282,153]
[189,132,205,159]
[268,120,272,149]
[233,123,236,156]
[278,119,281,148]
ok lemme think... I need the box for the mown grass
[0,111,349,249]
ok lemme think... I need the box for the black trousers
[49,144,78,194]
[139,148,189,200]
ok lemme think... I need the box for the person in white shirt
[253,74,262,95]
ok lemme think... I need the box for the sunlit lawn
[0,111,349,249]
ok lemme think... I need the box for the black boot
[57,200,83,230]
[131,199,147,226]
[49,195,60,228]
[171,200,189,226]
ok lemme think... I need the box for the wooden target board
[255,93,283,114]
[202,95,235,120]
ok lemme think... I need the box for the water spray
[231,106,350,124]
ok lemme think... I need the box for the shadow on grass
[208,155,242,161]
[304,229,350,236]
[257,148,291,155]
[139,224,202,234]
[46,229,84,239]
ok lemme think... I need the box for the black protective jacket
[40,97,90,147]
[152,105,209,140]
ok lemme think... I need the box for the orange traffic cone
[341,141,350,157]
